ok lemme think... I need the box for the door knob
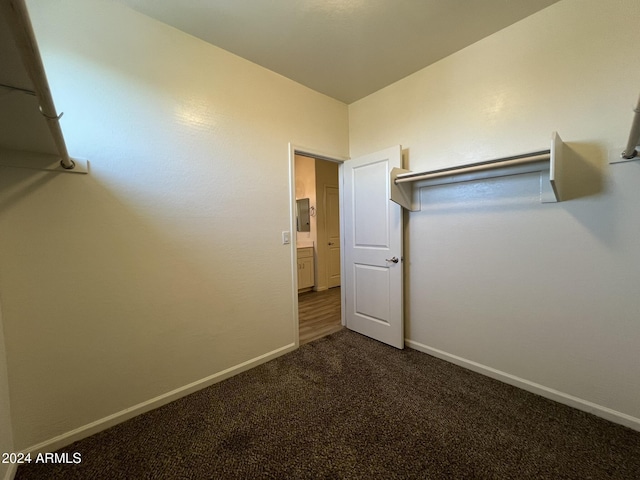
[328,242,334,245]
[385,256,399,263]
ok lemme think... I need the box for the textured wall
[349,0,640,425]
[295,154,317,246]
[0,301,14,480]
[0,0,347,449]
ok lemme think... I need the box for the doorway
[290,144,405,349]
[292,150,344,345]
[298,287,342,344]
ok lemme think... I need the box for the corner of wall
[0,297,16,480]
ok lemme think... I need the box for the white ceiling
[115,0,560,104]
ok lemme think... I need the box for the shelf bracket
[0,148,88,174]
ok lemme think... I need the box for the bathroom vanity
[297,246,314,292]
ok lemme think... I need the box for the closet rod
[621,93,640,159]
[394,151,550,184]
[0,82,36,95]
[1,0,75,169]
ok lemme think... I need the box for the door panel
[353,161,389,247]
[342,145,404,349]
[355,264,390,323]
[326,186,341,288]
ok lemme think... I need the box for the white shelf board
[0,148,88,174]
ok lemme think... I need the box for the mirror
[296,198,310,232]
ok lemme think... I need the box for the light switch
[282,231,290,245]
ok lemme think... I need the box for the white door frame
[288,143,348,348]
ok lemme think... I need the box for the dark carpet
[16,330,640,479]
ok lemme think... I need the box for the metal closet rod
[0,82,36,95]
[394,151,551,184]
[622,93,640,160]
[1,0,75,169]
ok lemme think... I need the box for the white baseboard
[406,339,640,432]
[2,463,16,480]
[22,342,297,455]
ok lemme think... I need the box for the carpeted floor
[16,330,640,479]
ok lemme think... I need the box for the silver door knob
[385,256,399,263]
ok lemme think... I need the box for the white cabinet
[297,247,314,292]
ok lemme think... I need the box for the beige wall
[0,0,347,449]
[0,300,14,480]
[349,0,640,426]
[295,154,316,246]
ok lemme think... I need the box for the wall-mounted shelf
[0,147,88,173]
[0,0,86,174]
[391,132,565,211]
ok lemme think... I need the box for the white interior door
[342,145,404,349]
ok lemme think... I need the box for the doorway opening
[298,287,342,345]
[292,150,344,345]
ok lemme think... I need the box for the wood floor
[298,286,343,345]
